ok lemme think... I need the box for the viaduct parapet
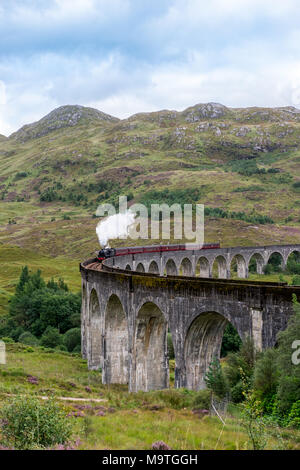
[80,244,300,392]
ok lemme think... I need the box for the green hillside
[0,102,300,309]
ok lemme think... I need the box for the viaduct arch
[81,244,300,392]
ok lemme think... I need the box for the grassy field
[0,244,81,315]
[0,343,299,450]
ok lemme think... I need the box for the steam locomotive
[96,243,220,262]
[96,247,117,261]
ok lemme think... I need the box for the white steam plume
[96,210,136,247]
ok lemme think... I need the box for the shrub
[287,252,300,275]
[72,344,81,354]
[205,357,229,399]
[0,396,72,449]
[63,328,81,352]
[241,390,267,450]
[40,327,62,349]
[292,181,300,192]
[276,297,300,414]
[264,253,283,274]
[0,336,14,344]
[204,206,274,225]
[10,326,25,342]
[18,332,39,346]
[224,337,257,402]
[40,188,58,202]
[261,393,277,416]
[7,267,81,337]
[140,187,202,209]
[152,389,189,409]
[291,275,300,286]
[288,263,300,275]
[56,344,68,352]
[253,348,279,399]
[192,389,211,409]
[14,171,28,179]
[232,185,266,193]
[263,264,272,275]
[228,159,266,177]
[286,400,300,428]
[221,323,242,357]
[230,381,245,403]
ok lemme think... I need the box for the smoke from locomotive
[96,210,135,248]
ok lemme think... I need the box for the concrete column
[250,308,263,351]
[128,295,136,393]
[88,287,103,371]
[282,260,287,271]
[191,254,196,277]
[218,260,228,279]
[237,260,247,278]
[81,285,87,359]
[198,257,210,277]
[129,302,169,392]
[159,253,164,276]
[257,261,264,274]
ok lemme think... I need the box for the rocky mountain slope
[9,105,119,142]
[0,101,300,260]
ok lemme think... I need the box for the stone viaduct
[80,244,300,392]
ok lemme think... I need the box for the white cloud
[0,81,6,105]
[2,47,300,135]
[158,0,300,25]
[1,0,300,135]
[91,93,159,120]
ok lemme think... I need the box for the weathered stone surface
[183,103,230,122]
[10,105,119,142]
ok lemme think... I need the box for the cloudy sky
[1,0,300,135]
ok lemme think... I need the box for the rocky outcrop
[182,102,231,122]
[9,105,119,142]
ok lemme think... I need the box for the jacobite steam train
[96,243,220,261]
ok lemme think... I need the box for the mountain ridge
[0,99,300,260]
[6,102,300,143]
[9,104,119,142]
